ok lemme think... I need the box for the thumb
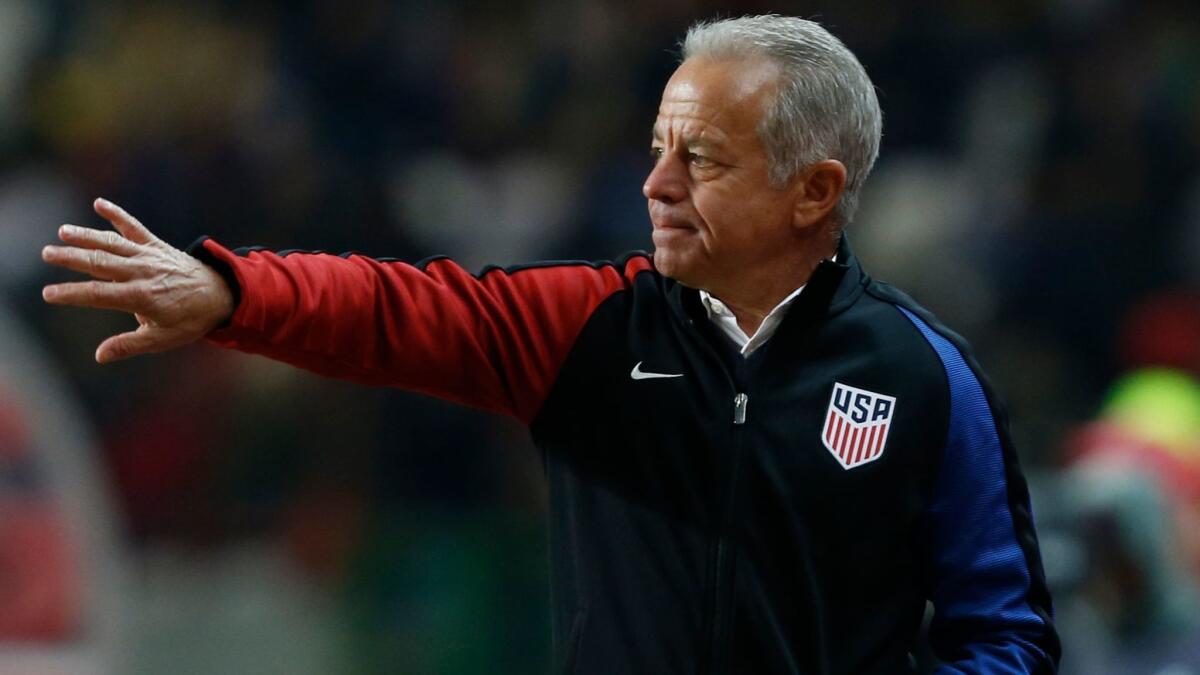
[95,325,165,364]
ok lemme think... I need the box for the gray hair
[682,15,882,227]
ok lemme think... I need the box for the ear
[792,159,847,229]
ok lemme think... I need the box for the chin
[653,248,698,285]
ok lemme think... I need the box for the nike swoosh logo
[630,361,684,380]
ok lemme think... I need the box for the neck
[707,236,837,337]
[719,272,809,337]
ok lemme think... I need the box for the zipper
[707,538,731,673]
[733,392,748,425]
[675,310,749,675]
[705,391,750,674]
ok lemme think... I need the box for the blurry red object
[0,398,30,461]
[0,499,81,642]
[1120,290,1200,375]
[0,397,83,643]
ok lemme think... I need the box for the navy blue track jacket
[190,233,1061,674]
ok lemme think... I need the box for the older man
[42,15,1059,675]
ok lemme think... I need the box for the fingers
[44,199,176,364]
[55,199,157,255]
[95,326,163,363]
[93,198,157,245]
[42,280,149,313]
[42,245,149,281]
[56,223,142,256]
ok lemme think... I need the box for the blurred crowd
[0,0,1198,673]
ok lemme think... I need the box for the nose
[643,154,687,205]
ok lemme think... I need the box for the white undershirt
[699,257,835,356]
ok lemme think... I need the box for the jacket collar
[667,233,867,329]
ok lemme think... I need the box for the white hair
[682,15,882,227]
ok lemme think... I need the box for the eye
[650,146,665,160]
[687,152,709,167]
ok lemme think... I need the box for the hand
[42,198,235,364]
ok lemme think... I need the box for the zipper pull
[733,392,748,425]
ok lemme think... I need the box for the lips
[651,216,697,232]
[651,216,699,249]
[651,223,697,248]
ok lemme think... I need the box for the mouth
[651,216,698,232]
[651,222,698,246]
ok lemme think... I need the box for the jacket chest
[609,351,940,516]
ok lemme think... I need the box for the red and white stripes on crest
[823,416,889,467]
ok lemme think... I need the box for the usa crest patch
[821,382,896,470]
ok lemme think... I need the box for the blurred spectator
[1056,469,1200,675]
[1056,368,1200,674]
[0,299,126,673]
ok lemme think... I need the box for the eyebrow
[650,127,720,151]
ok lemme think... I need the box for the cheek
[692,187,765,246]
[719,187,792,237]
[690,188,734,238]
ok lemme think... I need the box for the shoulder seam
[474,251,653,279]
[216,243,654,281]
[893,303,1057,658]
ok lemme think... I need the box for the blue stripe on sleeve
[896,305,1051,673]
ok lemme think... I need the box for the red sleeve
[192,238,652,424]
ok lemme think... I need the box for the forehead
[654,56,780,142]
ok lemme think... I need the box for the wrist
[204,267,236,332]
[186,237,242,331]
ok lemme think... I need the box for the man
[42,15,1060,674]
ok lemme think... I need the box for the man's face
[645,57,797,290]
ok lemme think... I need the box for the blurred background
[0,0,1198,673]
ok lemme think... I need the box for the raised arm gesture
[41,199,234,363]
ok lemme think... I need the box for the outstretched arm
[43,200,651,423]
[41,198,235,363]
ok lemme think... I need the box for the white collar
[698,256,835,356]
[699,284,806,356]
